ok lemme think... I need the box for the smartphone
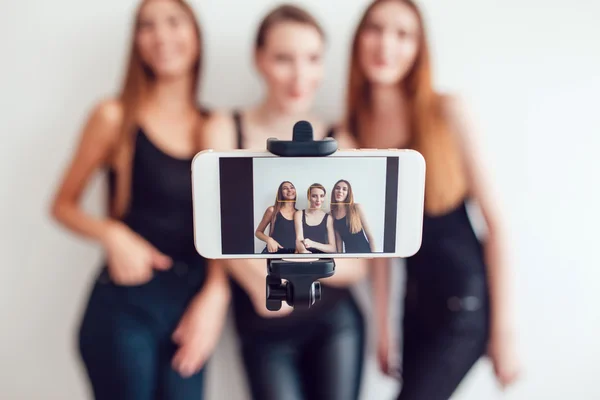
[191,149,426,259]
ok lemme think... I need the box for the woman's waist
[120,215,198,259]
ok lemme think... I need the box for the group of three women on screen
[256,179,375,254]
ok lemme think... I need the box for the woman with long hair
[255,180,298,253]
[340,0,521,399]
[201,4,366,400]
[330,179,375,253]
[50,1,229,398]
[294,183,337,254]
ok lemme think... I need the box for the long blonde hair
[331,179,363,234]
[345,0,467,214]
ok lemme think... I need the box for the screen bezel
[192,149,425,259]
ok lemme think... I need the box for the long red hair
[345,0,467,214]
[110,0,204,217]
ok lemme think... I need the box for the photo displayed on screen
[218,156,399,255]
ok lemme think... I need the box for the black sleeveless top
[333,214,371,253]
[107,120,208,270]
[230,111,352,334]
[265,211,296,253]
[302,210,329,252]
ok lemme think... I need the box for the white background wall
[1,0,599,399]
[252,157,387,253]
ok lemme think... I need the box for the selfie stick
[265,121,337,311]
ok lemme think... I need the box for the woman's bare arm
[50,99,123,241]
[444,94,520,384]
[444,94,515,336]
[255,207,274,243]
[294,210,309,253]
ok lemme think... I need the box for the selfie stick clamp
[265,121,338,311]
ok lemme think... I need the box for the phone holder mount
[264,121,338,311]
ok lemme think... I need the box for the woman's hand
[303,238,314,249]
[487,329,521,389]
[101,221,172,285]
[266,238,283,253]
[376,313,401,380]
[171,285,230,377]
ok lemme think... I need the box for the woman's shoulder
[200,108,239,150]
[203,108,237,130]
[436,92,478,143]
[91,98,125,127]
[327,123,359,149]
[78,98,125,147]
[437,92,469,121]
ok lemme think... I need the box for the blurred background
[1,0,598,399]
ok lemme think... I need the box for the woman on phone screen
[255,180,298,253]
[331,179,375,253]
[200,4,366,400]
[295,183,337,254]
[340,1,521,399]
[49,1,229,399]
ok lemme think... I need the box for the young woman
[341,1,522,399]
[50,1,229,398]
[331,179,375,253]
[295,183,337,254]
[255,180,298,253]
[200,5,366,400]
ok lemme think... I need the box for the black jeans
[239,297,365,400]
[78,261,206,400]
[397,275,489,400]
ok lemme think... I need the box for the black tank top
[108,121,208,269]
[333,214,371,253]
[230,111,351,334]
[269,211,296,250]
[302,210,329,251]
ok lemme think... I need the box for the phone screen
[218,156,399,256]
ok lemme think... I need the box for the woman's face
[280,182,296,200]
[357,0,420,86]
[256,22,324,114]
[136,0,199,80]
[309,188,326,209]
[333,182,349,203]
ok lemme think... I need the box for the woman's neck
[281,203,295,211]
[359,84,410,146]
[333,206,347,218]
[254,97,314,134]
[146,74,195,113]
[370,84,407,117]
